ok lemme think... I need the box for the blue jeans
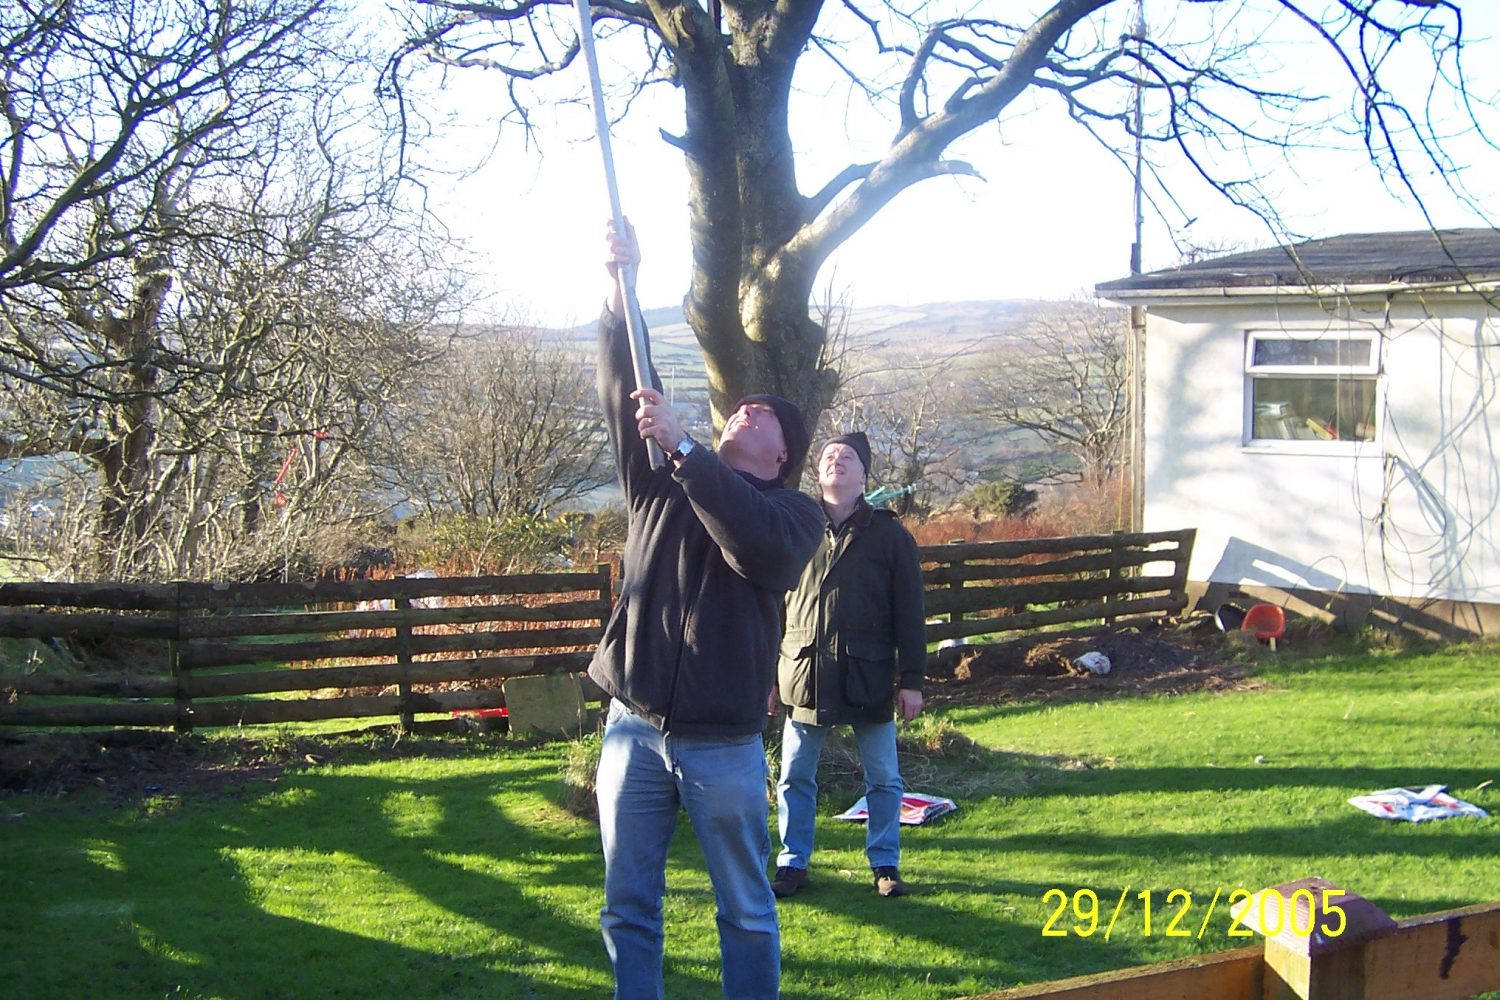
[776,717,903,872]
[596,700,779,1000]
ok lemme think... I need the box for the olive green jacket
[777,498,927,726]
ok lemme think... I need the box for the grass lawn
[2,638,1498,999]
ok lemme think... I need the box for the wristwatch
[672,435,696,462]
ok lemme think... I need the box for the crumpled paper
[837,792,957,825]
[1347,785,1488,823]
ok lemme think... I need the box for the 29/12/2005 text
[1040,886,1349,941]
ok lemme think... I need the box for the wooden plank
[182,687,511,728]
[961,898,1499,1000]
[923,548,1179,586]
[920,529,1192,564]
[179,633,399,669]
[174,572,607,609]
[1105,531,1125,626]
[0,609,177,640]
[178,625,601,670]
[962,945,1262,999]
[925,594,1185,642]
[1165,529,1196,591]
[0,669,583,729]
[1263,943,1364,1000]
[181,652,593,698]
[1362,901,1500,1000]
[923,576,1183,617]
[0,699,179,727]
[175,597,609,639]
[395,595,416,731]
[2,671,177,698]
[0,581,178,610]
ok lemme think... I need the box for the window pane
[1251,338,1373,368]
[1251,377,1377,441]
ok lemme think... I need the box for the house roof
[1095,228,1500,296]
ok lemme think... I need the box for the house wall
[1142,292,1500,632]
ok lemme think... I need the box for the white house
[1097,229,1500,637]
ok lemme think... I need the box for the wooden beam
[174,598,608,639]
[918,529,1193,564]
[173,571,608,609]
[922,547,1177,586]
[924,594,1185,642]
[959,896,1500,1000]
[1363,902,1500,999]
[963,946,1262,999]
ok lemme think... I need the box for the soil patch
[925,619,1283,708]
[0,726,505,810]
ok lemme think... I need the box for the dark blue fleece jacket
[587,308,822,736]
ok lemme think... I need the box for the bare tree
[387,0,1491,467]
[819,350,976,515]
[0,0,468,578]
[389,328,612,521]
[971,299,1128,488]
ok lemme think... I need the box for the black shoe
[771,866,809,898]
[873,866,908,897]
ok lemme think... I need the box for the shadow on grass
[5,716,1493,1000]
[2,759,630,999]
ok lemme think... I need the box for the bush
[960,480,1039,519]
[393,512,579,575]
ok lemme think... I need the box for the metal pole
[1127,0,1147,532]
[573,0,666,468]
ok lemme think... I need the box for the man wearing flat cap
[590,219,822,1000]
[770,430,928,900]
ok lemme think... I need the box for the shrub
[960,480,1039,519]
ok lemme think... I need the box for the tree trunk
[79,267,170,576]
[669,0,839,475]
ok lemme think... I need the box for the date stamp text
[1040,886,1348,941]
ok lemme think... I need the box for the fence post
[946,540,964,638]
[171,581,192,734]
[395,593,415,733]
[1105,531,1124,628]
[1240,877,1395,1000]
[596,562,614,616]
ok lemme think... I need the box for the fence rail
[966,879,1500,1000]
[0,529,1195,731]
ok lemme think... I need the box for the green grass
[3,639,1498,999]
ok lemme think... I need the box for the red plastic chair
[1241,603,1286,650]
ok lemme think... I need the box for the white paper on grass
[836,792,957,826]
[1347,785,1488,823]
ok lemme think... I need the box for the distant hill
[543,298,1052,361]
[455,299,1061,449]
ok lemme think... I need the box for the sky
[416,1,1500,330]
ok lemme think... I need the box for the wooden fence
[966,877,1500,1000]
[0,529,1195,731]
[921,529,1195,643]
[0,569,611,731]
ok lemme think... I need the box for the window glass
[1251,337,1374,368]
[1250,377,1377,442]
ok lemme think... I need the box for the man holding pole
[590,220,822,1000]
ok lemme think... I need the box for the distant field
[542,298,1062,471]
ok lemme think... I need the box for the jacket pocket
[842,639,895,708]
[779,629,816,708]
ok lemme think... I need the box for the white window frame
[1242,329,1381,453]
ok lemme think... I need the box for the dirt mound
[928,622,1267,707]
[0,727,505,809]
[0,730,291,805]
